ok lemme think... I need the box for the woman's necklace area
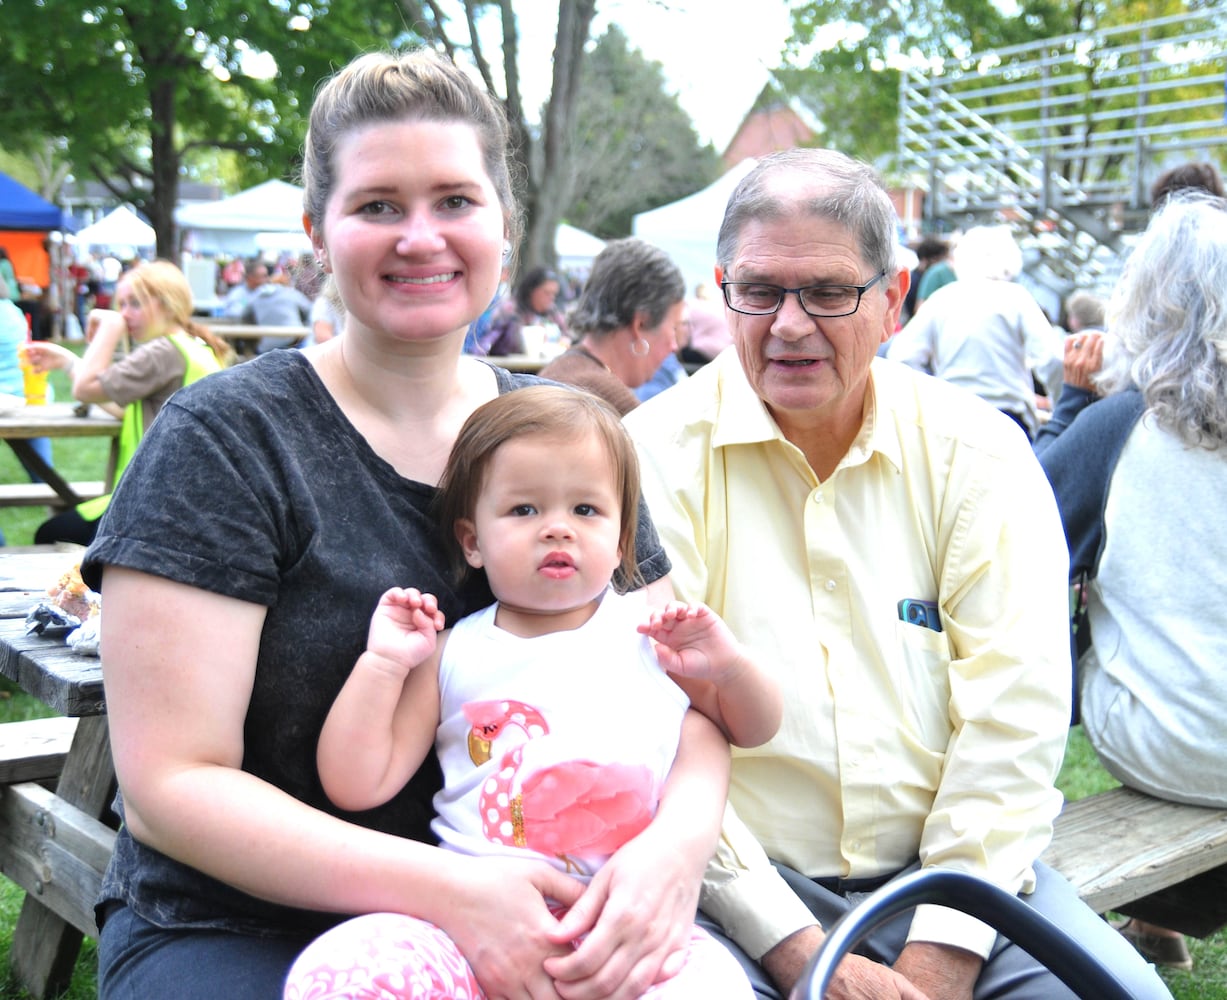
[571,343,612,374]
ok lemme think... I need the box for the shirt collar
[709,352,903,476]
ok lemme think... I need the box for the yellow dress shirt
[625,349,1071,960]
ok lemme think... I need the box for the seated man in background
[625,148,1170,1000]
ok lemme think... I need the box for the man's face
[719,212,904,440]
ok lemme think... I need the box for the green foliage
[774,0,1219,170]
[565,25,721,238]
[0,1,420,254]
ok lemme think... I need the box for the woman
[1038,192,1227,970]
[83,49,722,1000]
[24,260,231,545]
[538,238,685,415]
[476,264,569,355]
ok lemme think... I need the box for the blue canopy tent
[0,172,74,337]
[0,172,69,232]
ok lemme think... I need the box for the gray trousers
[696,860,1173,1000]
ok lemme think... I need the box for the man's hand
[762,926,931,1000]
[892,941,981,1000]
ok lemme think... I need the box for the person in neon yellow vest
[23,259,232,545]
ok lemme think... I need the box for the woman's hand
[19,341,76,374]
[1062,331,1105,392]
[544,824,701,999]
[85,308,126,344]
[443,856,587,1000]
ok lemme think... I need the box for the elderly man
[624,149,1169,1000]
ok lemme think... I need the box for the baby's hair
[435,385,642,588]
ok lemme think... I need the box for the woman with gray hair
[538,237,686,414]
[1039,192,1227,971]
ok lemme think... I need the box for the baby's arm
[640,601,782,748]
[318,588,446,811]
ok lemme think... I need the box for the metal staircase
[898,9,1227,295]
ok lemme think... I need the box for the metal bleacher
[897,9,1227,298]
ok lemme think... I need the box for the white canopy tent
[176,179,307,257]
[555,223,605,273]
[72,205,156,256]
[632,159,757,295]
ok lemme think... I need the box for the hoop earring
[631,337,650,358]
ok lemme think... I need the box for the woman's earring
[502,240,513,260]
[631,338,650,358]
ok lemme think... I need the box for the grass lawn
[0,386,1223,995]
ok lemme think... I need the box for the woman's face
[529,279,560,316]
[316,119,507,346]
[114,278,164,342]
[627,299,685,387]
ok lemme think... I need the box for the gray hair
[1097,192,1227,448]
[715,149,899,278]
[567,238,685,339]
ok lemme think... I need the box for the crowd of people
[3,40,1222,1000]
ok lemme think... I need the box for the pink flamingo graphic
[463,699,655,873]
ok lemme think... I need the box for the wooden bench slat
[0,717,78,783]
[0,482,107,507]
[1042,785,1227,930]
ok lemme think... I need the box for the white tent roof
[176,179,306,256]
[632,159,758,294]
[555,223,605,271]
[73,205,155,252]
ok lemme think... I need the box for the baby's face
[456,431,623,637]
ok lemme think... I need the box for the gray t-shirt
[83,350,669,936]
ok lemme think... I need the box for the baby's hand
[365,588,445,675]
[638,601,743,683]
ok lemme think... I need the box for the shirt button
[813,492,824,504]
[825,580,837,592]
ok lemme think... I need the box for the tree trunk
[522,0,596,271]
[147,76,181,260]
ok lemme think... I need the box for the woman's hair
[1149,161,1225,208]
[950,225,1023,282]
[567,238,685,340]
[512,266,560,314]
[716,148,899,279]
[121,261,232,363]
[1097,193,1227,449]
[435,385,641,588]
[301,49,521,302]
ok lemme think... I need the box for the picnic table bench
[1042,785,1227,937]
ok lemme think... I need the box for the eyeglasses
[721,270,888,318]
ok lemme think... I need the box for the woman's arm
[101,567,588,996]
[67,309,128,414]
[545,708,731,1000]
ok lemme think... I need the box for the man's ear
[455,518,483,568]
[714,264,724,285]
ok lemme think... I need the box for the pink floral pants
[283,911,752,999]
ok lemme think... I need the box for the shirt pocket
[892,618,953,754]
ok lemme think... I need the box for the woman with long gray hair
[1038,191,1227,971]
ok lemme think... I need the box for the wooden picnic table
[0,403,122,508]
[0,548,112,999]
